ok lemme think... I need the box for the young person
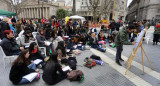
[56,41,68,60]
[28,42,46,62]
[89,33,106,52]
[42,52,69,85]
[9,50,39,85]
[115,25,136,66]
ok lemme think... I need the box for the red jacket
[156,24,160,28]
[52,21,59,28]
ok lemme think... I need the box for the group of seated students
[0,23,115,85]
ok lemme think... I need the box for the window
[82,2,83,5]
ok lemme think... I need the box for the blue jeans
[18,78,30,85]
[91,45,105,52]
[18,63,36,85]
[27,63,36,70]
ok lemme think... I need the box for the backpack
[67,70,84,83]
[67,57,77,70]
[84,58,96,69]
[90,55,101,60]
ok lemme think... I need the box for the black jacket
[36,33,46,47]
[42,61,67,85]
[9,63,35,84]
[89,37,98,45]
[0,37,20,56]
[29,51,45,61]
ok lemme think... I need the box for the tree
[102,0,112,20]
[56,9,69,19]
[86,0,100,23]
[86,0,113,22]
[72,0,76,15]
[2,0,29,18]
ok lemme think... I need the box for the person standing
[115,25,136,66]
[153,22,160,45]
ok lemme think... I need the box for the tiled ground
[0,49,135,86]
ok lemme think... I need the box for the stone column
[46,7,48,18]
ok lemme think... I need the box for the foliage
[56,9,69,19]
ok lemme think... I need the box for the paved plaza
[0,38,160,86]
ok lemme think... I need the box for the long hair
[29,42,38,54]
[48,52,58,63]
[12,49,29,66]
[56,41,66,56]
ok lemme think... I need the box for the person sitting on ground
[29,42,46,62]
[56,41,69,60]
[42,52,69,85]
[9,49,40,85]
[107,33,113,43]
[78,34,86,46]
[20,30,35,47]
[66,38,76,51]
[98,31,107,41]
[0,30,24,56]
[89,33,106,52]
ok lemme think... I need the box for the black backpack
[67,57,77,70]
[90,54,101,60]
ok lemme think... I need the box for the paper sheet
[62,66,71,71]
[44,41,51,46]
[22,73,38,82]
[33,59,43,65]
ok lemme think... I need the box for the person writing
[115,25,136,66]
[9,50,39,85]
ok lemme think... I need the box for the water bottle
[93,59,103,65]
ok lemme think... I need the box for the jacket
[9,63,35,84]
[89,37,98,45]
[42,61,67,85]
[154,24,160,35]
[115,27,132,46]
[0,37,20,56]
[36,33,46,47]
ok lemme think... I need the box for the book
[22,73,38,82]
[33,59,43,65]
[62,66,71,71]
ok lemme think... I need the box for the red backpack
[84,59,96,69]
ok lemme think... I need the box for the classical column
[36,8,38,18]
[43,7,45,17]
[40,7,41,18]
[46,7,48,18]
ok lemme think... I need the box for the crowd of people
[0,16,159,85]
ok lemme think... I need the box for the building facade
[0,0,13,12]
[77,0,128,22]
[19,0,59,18]
[127,0,160,22]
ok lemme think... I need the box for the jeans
[116,46,123,62]
[18,63,36,85]
[91,45,105,52]
[18,78,30,85]
[27,63,36,70]
[12,51,20,55]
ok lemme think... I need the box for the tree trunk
[73,0,76,15]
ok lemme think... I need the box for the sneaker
[116,61,122,66]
